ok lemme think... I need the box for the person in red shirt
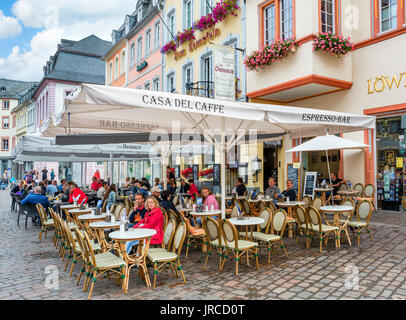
[187,179,199,199]
[93,169,101,180]
[90,177,100,191]
[126,196,163,254]
[68,182,88,204]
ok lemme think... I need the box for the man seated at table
[59,179,66,192]
[265,177,280,199]
[90,177,101,192]
[235,177,247,196]
[330,172,348,196]
[150,186,162,204]
[68,182,88,204]
[97,181,108,200]
[161,190,179,215]
[60,183,70,202]
[179,179,190,194]
[21,186,51,224]
[128,193,147,227]
[166,178,177,195]
[46,180,59,196]
[277,179,297,202]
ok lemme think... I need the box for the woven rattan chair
[338,182,349,191]
[49,208,62,249]
[36,204,55,242]
[241,199,252,216]
[113,204,123,220]
[335,198,356,245]
[202,216,224,269]
[353,183,364,194]
[311,196,324,211]
[149,218,176,253]
[306,207,339,253]
[347,200,374,247]
[61,219,83,276]
[79,230,126,299]
[220,219,259,276]
[178,211,206,258]
[172,194,179,206]
[258,200,267,213]
[147,222,187,289]
[302,196,311,210]
[268,201,277,214]
[229,202,240,218]
[294,205,308,246]
[363,184,375,198]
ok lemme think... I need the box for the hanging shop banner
[213,45,235,101]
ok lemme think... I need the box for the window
[0,87,5,93]
[145,31,151,57]
[167,73,175,92]
[201,54,213,98]
[109,62,113,83]
[144,82,151,91]
[264,3,276,45]
[321,0,335,33]
[203,0,214,15]
[3,117,9,129]
[168,12,175,40]
[184,0,193,29]
[203,55,213,83]
[280,0,293,39]
[3,101,9,110]
[138,7,143,21]
[137,37,143,62]
[2,138,9,151]
[153,78,160,91]
[380,0,397,32]
[114,56,119,79]
[154,23,161,50]
[130,43,136,67]
[121,50,126,74]
[183,64,193,93]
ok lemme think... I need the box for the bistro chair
[79,230,126,300]
[294,205,308,247]
[36,204,55,242]
[338,183,349,191]
[268,201,277,215]
[311,196,324,211]
[113,204,123,220]
[17,202,40,230]
[220,219,259,276]
[347,200,374,247]
[363,184,375,198]
[178,211,206,258]
[353,183,364,195]
[172,194,179,206]
[306,207,339,253]
[101,200,108,213]
[336,198,356,246]
[229,203,240,218]
[149,218,176,254]
[301,196,311,210]
[147,222,187,289]
[241,199,252,216]
[258,200,267,214]
[167,209,182,226]
[48,208,62,248]
[202,216,224,269]
[61,219,83,276]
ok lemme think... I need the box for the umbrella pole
[326,149,333,205]
[221,118,226,220]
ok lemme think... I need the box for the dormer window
[0,87,5,93]
[138,8,143,21]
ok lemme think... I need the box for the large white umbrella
[41,83,376,218]
[287,132,369,202]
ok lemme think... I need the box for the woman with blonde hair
[125,196,164,254]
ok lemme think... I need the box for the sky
[0,0,137,81]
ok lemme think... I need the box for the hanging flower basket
[199,167,213,178]
[181,167,193,178]
[244,38,299,72]
[313,32,354,58]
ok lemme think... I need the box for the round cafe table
[89,221,121,252]
[277,201,305,238]
[229,217,264,241]
[78,213,107,238]
[320,205,354,248]
[314,188,334,203]
[68,208,92,226]
[109,229,157,293]
[60,204,81,222]
[337,190,361,200]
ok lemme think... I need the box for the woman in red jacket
[126,196,164,254]
[187,179,199,200]
[68,183,88,204]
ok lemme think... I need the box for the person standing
[93,169,101,181]
[50,169,55,181]
[41,167,48,181]
[3,169,8,185]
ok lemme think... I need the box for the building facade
[104,0,163,91]
[245,0,406,210]
[0,79,37,177]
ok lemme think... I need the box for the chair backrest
[220,219,239,249]
[353,183,364,193]
[61,219,78,253]
[341,198,355,217]
[82,231,96,267]
[21,202,39,216]
[242,199,251,216]
[162,208,168,229]
[109,203,116,213]
[339,183,349,191]
[202,216,222,246]
[49,208,61,237]
[268,201,277,214]
[257,208,272,233]
[74,228,91,266]
[307,206,323,231]
[101,200,107,213]
[271,209,287,235]
[363,184,375,198]
[168,209,181,225]
[172,222,186,256]
[312,196,324,211]
[35,203,47,225]
[162,218,176,250]
[230,204,239,218]
[114,205,123,219]
[294,205,307,225]
[302,196,311,209]
[356,200,373,223]
[258,200,267,213]
[172,194,179,206]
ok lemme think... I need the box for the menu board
[287,163,300,196]
[213,164,221,186]
[193,164,199,181]
[303,172,318,198]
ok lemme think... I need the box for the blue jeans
[126,240,139,254]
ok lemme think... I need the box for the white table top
[337,190,360,195]
[189,210,222,217]
[320,205,353,213]
[60,204,80,209]
[229,217,264,226]
[277,201,305,207]
[109,228,157,241]
[314,188,334,192]
[89,221,121,229]
[70,208,92,214]
[78,213,107,220]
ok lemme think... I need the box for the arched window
[121,50,126,74]
[114,56,119,79]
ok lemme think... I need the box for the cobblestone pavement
[1,190,405,300]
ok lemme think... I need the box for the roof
[58,34,112,57]
[0,79,38,99]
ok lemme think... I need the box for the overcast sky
[0,0,137,81]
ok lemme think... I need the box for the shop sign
[214,45,235,101]
[137,61,148,72]
[367,72,406,94]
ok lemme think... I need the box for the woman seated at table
[195,187,219,226]
[277,179,297,202]
[126,196,164,254]
[161,190,179,215]
[104,184,117,210]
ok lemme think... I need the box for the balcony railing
[185,81,214,99]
